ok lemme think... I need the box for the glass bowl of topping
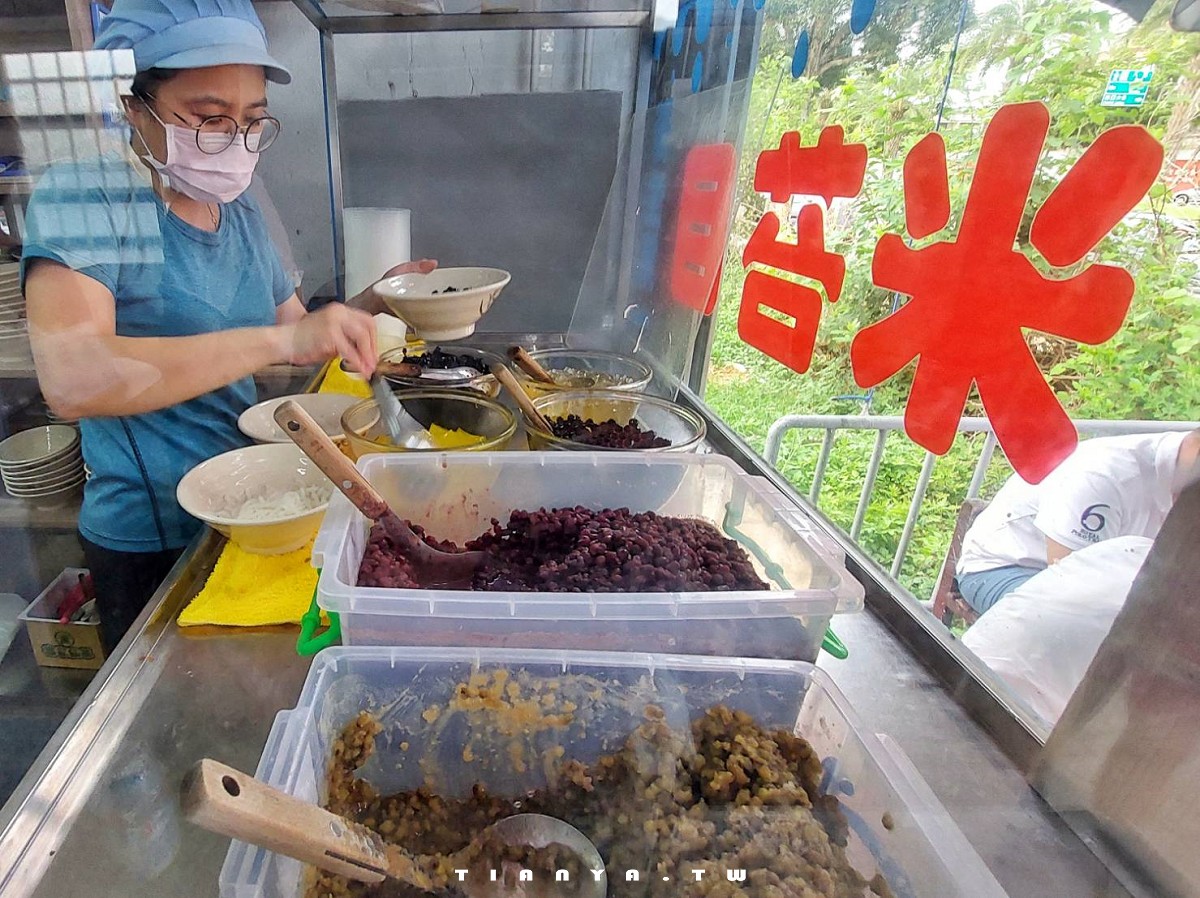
[513,349,653,399]
[378,345,504,398]
[523,390,706,452]
[341,388,517,460]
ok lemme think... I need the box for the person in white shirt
[962,535,1153,725]
[955,429,1200,615]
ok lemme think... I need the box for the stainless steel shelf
[290,0,650,33]
[0,450,1141,898]
[0,178,34,196]
[0,494,79,532]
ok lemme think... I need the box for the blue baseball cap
[95,0,292,85]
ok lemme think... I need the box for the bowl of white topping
[177,444,333,555]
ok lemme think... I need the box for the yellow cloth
[317,359,371,398]
[178,539,319,628]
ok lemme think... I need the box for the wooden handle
[180,759,389,883]
[508,346,556,384]
[377,360,424,379]
[274,400,390,521]
[491,363,555,433]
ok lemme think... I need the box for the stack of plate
[0,424,85,502]
[43,400,79,427]
[0,263,31,367]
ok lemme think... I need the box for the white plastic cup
[374,313,408,357]
[343,208,411,299]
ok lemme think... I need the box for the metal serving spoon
[183,759,606,898]
[379,360,484,383]
[371,373,436,449]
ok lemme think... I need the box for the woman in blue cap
[21,0,431,650]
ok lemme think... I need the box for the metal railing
[764,415,1200,587]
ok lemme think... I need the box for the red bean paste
[548,416,670,449]
[357,508,770,593]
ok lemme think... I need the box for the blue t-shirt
[20,154,293,552]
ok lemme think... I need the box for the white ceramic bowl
[5,481,84,506]
[176,443,334,555]
[0,425,79,470]
[1,453,83,487]
[238,393,358,444]
[374,266,510,341]
[3,456,84,488]
[5,472,85,497]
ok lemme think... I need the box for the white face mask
[134,101,259,205]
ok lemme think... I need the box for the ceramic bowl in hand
[373,267,510,341]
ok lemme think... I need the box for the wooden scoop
[508,346,556,384]
[273,399,484,587]
[182,759,607,898]
[490,363,555,434]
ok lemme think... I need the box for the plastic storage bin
[311,453,864,662]
[218,647,1008,898]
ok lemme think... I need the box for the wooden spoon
[508,346,556,385]
[490,363,555,434]
[182,759,607,898]
[273,400,484,587]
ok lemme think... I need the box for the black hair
[130,67,181,101]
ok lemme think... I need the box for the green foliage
[706,0,1200,599]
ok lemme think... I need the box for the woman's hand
[347,259,438,315]
[278,302,378,376]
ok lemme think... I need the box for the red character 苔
[739,127,867,373]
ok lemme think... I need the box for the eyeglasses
[137,94,281,154]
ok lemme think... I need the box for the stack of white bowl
[0,262,31,368]
[0,424,85,502]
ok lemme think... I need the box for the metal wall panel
[339,90,622,333]
[254,2,639,310]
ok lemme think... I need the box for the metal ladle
[182,759,606,898]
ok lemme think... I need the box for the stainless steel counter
[0,535,1133,898]
[0,369,1140,898]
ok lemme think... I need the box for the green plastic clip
[821,627,848,659]
[722,502,849,661]
[296,572,340,656]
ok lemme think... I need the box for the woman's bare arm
[27,260,376,419]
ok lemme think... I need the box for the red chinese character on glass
[739,127,867,373]
[851,102,1163,482]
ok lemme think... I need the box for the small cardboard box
[19,567,105,671]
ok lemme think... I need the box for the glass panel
[310,0,652,18]
[703,0,1199,733]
